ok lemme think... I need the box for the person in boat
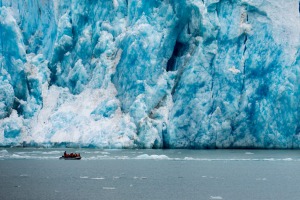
[64,151,67,157]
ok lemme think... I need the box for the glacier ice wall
[0,0,299,148]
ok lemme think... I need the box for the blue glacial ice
[0,0,299,149]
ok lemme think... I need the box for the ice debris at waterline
[0,0,299,149]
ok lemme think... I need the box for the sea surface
[0,148,300,200]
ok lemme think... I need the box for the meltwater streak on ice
[0,0,299,149]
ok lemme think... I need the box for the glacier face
[0,0,299,148]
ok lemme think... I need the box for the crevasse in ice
[0,0,299,148]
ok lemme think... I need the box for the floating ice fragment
[133,176,147,180]
[283,158,293,161]
[135,154,170,160]
[256,178,267,181]
[184,157,195,160]
[91,177,105,180]
[42,151,61,155]
[20,174,29,177]
[115,156,129,159]
[0,150,8,154]
[16,152,28,154]
[210,196,223,200]
[11,154,31,159]
[80,176,89,179]
[103,187,116,190]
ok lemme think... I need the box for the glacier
[0,0,299,148]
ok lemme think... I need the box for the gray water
[1,148,300,200]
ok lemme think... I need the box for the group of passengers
[64,151,80,158]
